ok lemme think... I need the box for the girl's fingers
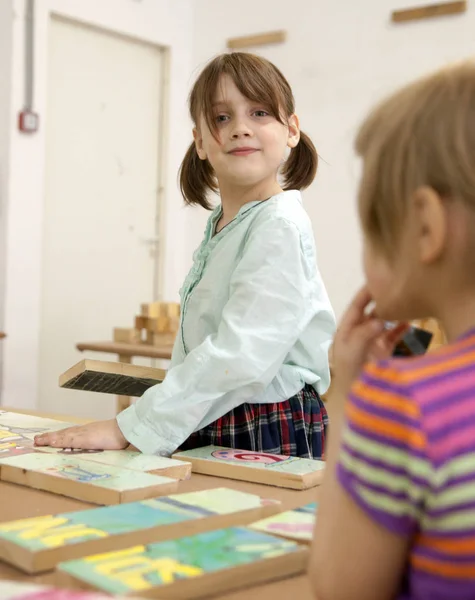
[340,286,374,332]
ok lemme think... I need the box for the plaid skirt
[179,384,327,459]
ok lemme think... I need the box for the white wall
[0,1,14,403]
[190,0,475,319]
[2,0,475,410]
[1,0,194,409]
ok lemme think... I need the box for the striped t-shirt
[337,328,475,599]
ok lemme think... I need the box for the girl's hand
[34,419,129,451]
[332,286,409,397]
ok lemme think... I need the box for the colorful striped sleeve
[337,360,433,536]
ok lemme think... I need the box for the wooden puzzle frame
[0,488,281,573]
[56,527,308,598]
[172,446,325,490]
[0,452,178,505]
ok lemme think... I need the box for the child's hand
[332,286,409,397]
[33,419,129,451]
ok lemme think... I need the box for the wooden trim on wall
[227,30,287,50]
[391,1,467,23]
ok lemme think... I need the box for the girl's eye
[254,110,269,117]
[216,114,230,123]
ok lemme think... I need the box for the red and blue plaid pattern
[180,384,327,459]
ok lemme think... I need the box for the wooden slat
[392,1,466,23]
[227,30,287,50]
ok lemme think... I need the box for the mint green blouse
[117,190,336,455]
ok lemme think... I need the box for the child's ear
[193,128,207,160]
[412,186,447,264]
[287,114,300,149]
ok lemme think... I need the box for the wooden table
[0,410,316,599]
[76,339,175,413]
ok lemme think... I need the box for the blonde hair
[179,52,318,209]
[356,61,475,253]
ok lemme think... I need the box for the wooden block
[145,329,154,345]
[56,526,307,597]
[140,302,161,318]
[227,30,287,49]
[151,332,175,347]
[113,328,139,344]
[0,452,178,505]
[143,317,157,332]
[158,302,168,317]
[36,448,191,481]
[249,502,317,543]
[168,315,180,333]
[59,359,166,397]
[134,315,147,330]
[0,411,75,460]
[143,315,171,334]
[0,580,136,599]
[0,488,280,574]
[166,303,180,318]
[144,316,169,333]
[151,332,177,345]
[391,0,466,22]
[156,316,169,333]
[172,445,325,490]
[0,410,71,432]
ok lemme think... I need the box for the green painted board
[0,488,280,573]
[57,526,308,598]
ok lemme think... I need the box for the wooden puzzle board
[36,448,191,481]
[0,580,143,599]
[0,452,178,505]
[0,411,74,455]
[59,360,166,397]
[172,446,325,490]
[0,473,317,600]
[0,488,280,573]
[0,411,190,480]
[249,502,317,543]
[56,526,308,598]
[0,410,318,600]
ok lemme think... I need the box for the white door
[39,17,165,419]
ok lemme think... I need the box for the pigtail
[282,131,318,191]
[178,142,218,210]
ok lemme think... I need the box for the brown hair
[356,61,475,254]
[179,52,318,209]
